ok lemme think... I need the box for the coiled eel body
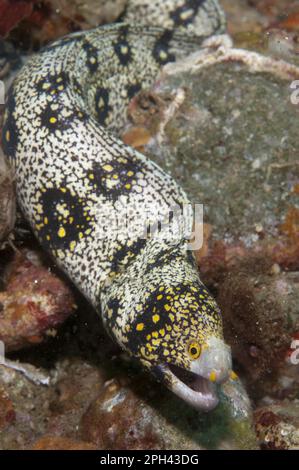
[2,0,232,410]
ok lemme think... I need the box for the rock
[249,0,299,23]
[0,387,15,431]
[50,0,127,28]
[221,0,268,36]
[254,400,299,449]
[130,39,299,245]
[0,352,256,450]
[0,148,15,244]
[80,380,164,450]
[0,0,33,37]
[0,363,52,449]
[80,374,258,450]
[1,0,127,49]
[49,360,104,414]
[219,259,299,389]
[0,249,76,352]
[45,360,105,437]
[31,436,97,450]
[264,29,299,62]
[0,358,107,449]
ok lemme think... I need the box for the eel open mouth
[157,362,219,412]
[155,337,232,411]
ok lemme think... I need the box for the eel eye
[188,341,201,360]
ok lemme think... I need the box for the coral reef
[0,0,298,450]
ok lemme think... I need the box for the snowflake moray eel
[2,0,232,411]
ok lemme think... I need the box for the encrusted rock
[31,436,97,450]
[0,387,15,431]
[80,380,164,450]
[0,359,107,449]
[80,374,257,450]
[0,149,15,243]
[254,401,299,450]
[0,249,76,352]
[219,259,298,387]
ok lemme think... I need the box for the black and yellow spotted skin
[124,280,221,369]
[2,1,230,408]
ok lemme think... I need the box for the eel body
[2,0,232,410]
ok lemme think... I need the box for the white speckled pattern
[2,0,231,410]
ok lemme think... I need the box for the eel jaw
[156,362,219,411]
[155,337,232,412]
